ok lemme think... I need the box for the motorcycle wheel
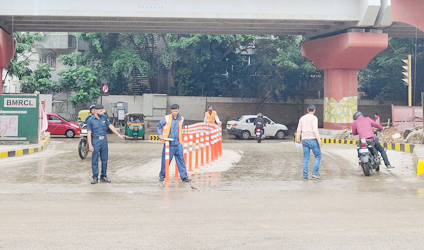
[78,138,89,159]
[376,165,380,172]
[257,137,262,143]
[134,136,138,140]
[362,162,371,176]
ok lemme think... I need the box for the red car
[46,113,81,138]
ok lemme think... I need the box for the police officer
[83,104,95,125]
[87,104,126,184]
[156,104,191,182]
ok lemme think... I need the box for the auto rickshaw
[125,113,145,140]
[77,110,90,125]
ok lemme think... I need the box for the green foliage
[58,53,100,106]
[20,63,57,94]
[77,33,153,94]
[359,37,424,104]
[3,32,44,83]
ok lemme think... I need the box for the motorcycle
[78,123,89,159]
[357,137,382,176]
[255,128,264,143]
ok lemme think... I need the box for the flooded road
[0,137,423,249]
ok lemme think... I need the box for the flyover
[1,0,423,129]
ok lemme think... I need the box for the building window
[40,52,56,68]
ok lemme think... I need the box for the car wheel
[275,130,285,139]
[241,130,250,140]
[65,129,75,138]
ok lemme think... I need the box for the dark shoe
[182,178,191,182]
[303,177,308,180]
[312,174,322,179]
[100,177,111,183]
[159,178,164,182]
[91,178,98,184]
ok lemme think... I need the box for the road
[0,136,423,250]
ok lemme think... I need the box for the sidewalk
[0,135,50,158]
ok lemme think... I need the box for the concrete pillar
[0,29,16,94]
[301,32,388,129]
[392,0,424,33]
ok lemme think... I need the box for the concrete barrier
[0,135,50,159]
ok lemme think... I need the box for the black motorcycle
[357,137,382,176]
[78,124,89,159]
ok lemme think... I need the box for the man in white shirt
[296,105,322,180]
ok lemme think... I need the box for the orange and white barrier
[163,122,223,183]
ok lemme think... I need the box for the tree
[359,37,424,104]
[273,35,322,114]
[20,63,57,94]
[3,32,44,84]
[77,33,151,94]
[58,52,100,107]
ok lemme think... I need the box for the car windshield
[236,117,243,121]
[57,114,70,122]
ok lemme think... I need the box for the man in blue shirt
[156,104,191,182]
[87,104,126,184]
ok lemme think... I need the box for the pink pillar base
[323,69,358,129]
[0,30,16,95]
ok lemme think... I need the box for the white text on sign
[4,98,37,108]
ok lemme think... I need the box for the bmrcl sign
[4,98,37,108]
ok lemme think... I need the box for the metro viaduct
[0,0,423,129]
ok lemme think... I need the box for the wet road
[0,136,423,249]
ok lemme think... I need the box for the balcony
[36,33,76,50]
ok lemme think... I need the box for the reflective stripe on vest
[161,114,184,144]
[205,111,216,124]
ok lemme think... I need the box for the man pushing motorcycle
[352,111,394,169]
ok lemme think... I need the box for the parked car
[227,115,289,139]
[47,113,81,138]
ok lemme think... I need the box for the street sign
[102,84,109,95]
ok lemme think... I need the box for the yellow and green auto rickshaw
[77,110,91,125]
[125,113,145,140]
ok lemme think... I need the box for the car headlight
[71,124,80,129]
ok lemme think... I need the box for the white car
[227,115,289,139]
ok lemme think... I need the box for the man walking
[87,104,126,184]
[296,105,322,180]
[157,104,191,182]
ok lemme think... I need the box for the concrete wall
[48,93,405,129]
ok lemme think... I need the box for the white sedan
[227,115,289,139]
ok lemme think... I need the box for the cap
[307,105,316,111]
[93,104,104,109]
[170,104,179,110]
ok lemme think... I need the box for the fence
[163,122,222,183]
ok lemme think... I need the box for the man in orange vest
[204,105,221,126]
[156,104,191,182]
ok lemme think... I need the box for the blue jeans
[160,144,188,180]
[92,138,108,179]
[302,139,321,178]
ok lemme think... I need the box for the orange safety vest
[205,111,217,124]
[161,114,184,144]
